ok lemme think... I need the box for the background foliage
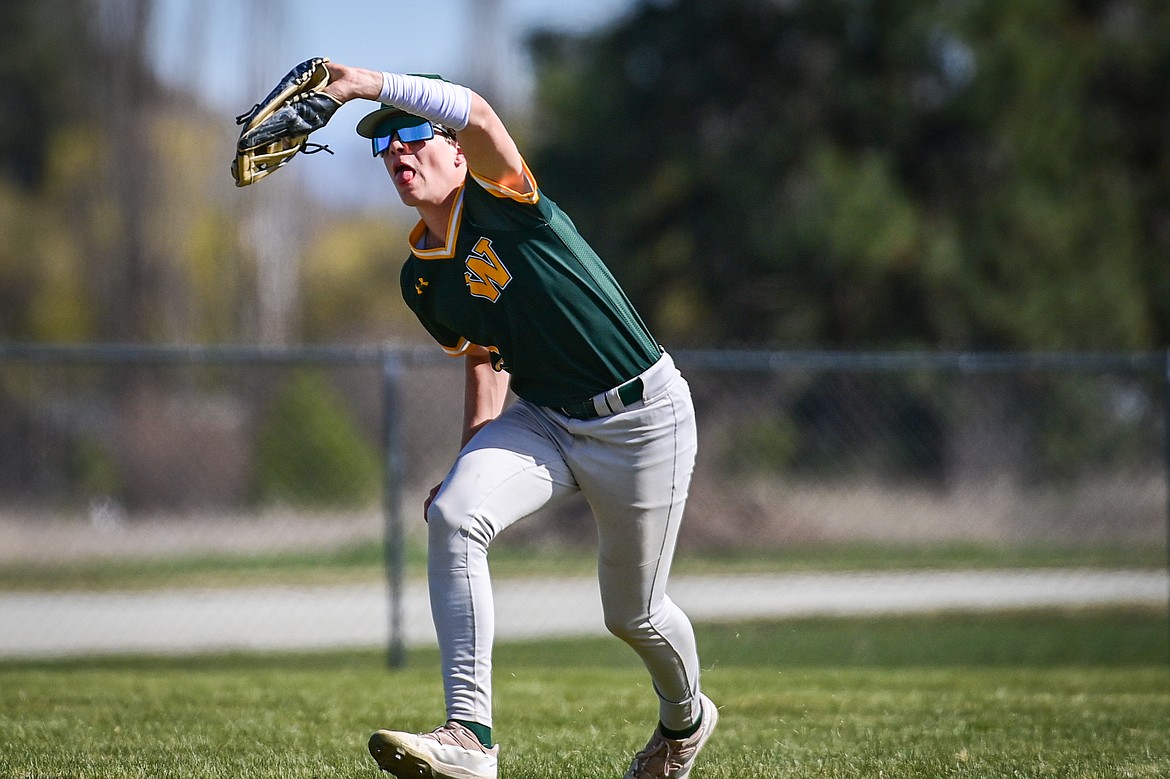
[2,0,1167,513]
[253,370,380,507]
[2,0,1166,351]
[528,0,1170,349]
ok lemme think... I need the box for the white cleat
[624,693,719,779]
[368,721,498,779]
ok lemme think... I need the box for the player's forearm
[461,350,510,447]
[321,62,384,103]
[328,65,475,132]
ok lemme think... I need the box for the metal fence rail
[1,343,1167,664]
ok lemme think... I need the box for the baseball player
[320,64,717,779]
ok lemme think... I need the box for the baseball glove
[231,57,342,187]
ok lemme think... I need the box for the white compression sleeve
[378,72,472,132]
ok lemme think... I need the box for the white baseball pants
[426,352,702,731]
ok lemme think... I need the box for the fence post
[381,347,407,669]
[1164,349,1170,666]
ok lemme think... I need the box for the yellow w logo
[464,237,512,302]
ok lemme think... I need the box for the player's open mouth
[393,162,416,185]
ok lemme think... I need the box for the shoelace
[631,735,687,776]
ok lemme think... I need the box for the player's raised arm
[457,92,530,195]
[323,62,529,194]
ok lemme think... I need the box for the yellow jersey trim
[441,337,472,357]
[407,182,467,261]
[406,162,539,260]
[439,340,505,362]
[469,159,540,205]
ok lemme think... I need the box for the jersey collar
[408,182,466,260]
[404,161,541,260]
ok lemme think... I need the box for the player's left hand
[231,57,342,186]
[423,483,442,522]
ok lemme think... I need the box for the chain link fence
[0,345,1166,661]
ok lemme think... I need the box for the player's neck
[415,209,448,249]
[419,226,444,250]
[414,186,461,248]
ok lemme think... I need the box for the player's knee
[427,491,494,547]
[603,610,650,643]
[424,491,453,530]
[425,492,466,536]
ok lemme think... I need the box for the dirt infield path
[1,569,1165,658]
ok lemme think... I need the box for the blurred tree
[528,0,1169,350]
[253,370,381,508]
[1,0,275,347]
[0,0,101,341]
[0,0,96,189]
[89,0,165,342]
[0,0,168,343]
[1086,0,1170,347]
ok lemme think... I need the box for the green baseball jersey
[400,166,661,408]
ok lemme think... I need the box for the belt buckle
[618,377,644,407]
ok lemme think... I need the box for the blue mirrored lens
[371,135,393,157]
[372,122,436,157]
[396,122,435,143]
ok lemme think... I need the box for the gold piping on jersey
[407,182,467,261]
[405,161,540,260]
[408,161,539,361]
[441,337,471,357]
[438,340,505,366]
[469,159,540,205]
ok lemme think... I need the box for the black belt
[558,377,645,420]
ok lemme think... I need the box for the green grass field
[1,540,1162,592]
[2,608,1168,778]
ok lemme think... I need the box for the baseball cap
[356,74,452,139]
